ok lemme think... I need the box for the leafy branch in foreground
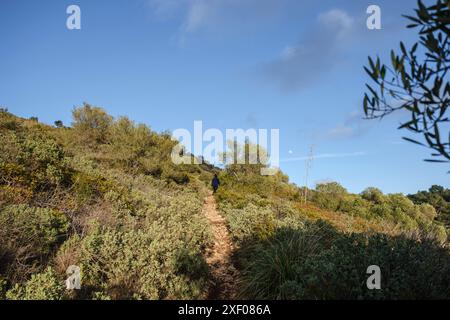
[363,0,450,163]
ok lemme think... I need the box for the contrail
[280,151,366,163]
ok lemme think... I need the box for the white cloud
[147,0,188,18]
[320,109,372,140]
[147,0,232,43]
[326,126,355,139]
[147,0,288,43]
[182,1,213,33]
[261,9,355,91]
[318,9,353,36]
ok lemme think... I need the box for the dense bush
[409,185,450,228]
[310,182,348,211]
[338,195,371,218]
[74,226,208,299]
[72,171,113,203]
[0,204,69,284]
[309,183,444,238]
[6,267,64,300]
[107,116,157,167]
[0,130,72,192]
[62,189,212,300]
[239,221,450,300]
[222,203,276,244]
[72,103,113,144]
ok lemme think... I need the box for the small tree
[223,140,269,176]
[54,120,64,128]
[108,116,155,165]
[361,187,385,204]
[316,182,347,195]
[72,103,113,144]
[363,0,450,164]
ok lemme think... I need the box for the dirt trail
[202,192,240,300]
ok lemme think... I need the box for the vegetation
[214,141,449,300]
[0,105,213,300]
[0,106,449,300]
[408,185,450,227]
[363,0,450,163]
[239,222,450,300]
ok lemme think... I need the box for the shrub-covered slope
[214,157,450,299]
[0,105,215,299]
[0,105,449,300]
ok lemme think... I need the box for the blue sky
[0,0,447,194]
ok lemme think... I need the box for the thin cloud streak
[280,151,366,163]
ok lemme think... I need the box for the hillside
[0,104,449,300]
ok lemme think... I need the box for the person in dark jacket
[211,174,220,193]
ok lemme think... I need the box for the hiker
[211,174,220,193]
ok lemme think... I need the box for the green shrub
[0,130,72,192]
[0,185,33,204]
[107,116,157,168]
[6,267,64,300]
[316,182,348,195]
[72,103,113,145]
[0,110,19,130]
[0,204,69,282]
[408,185,450,228]
[361,187,385,204]
[73,171,113,203]
[311,182,348,211]
[223,203,276,243]
[338,195,371,218]
[311,192,341,211]
[65,187,212,300]
[239,221,450,300]
[78,225,209,300]
[0,204,69,253]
